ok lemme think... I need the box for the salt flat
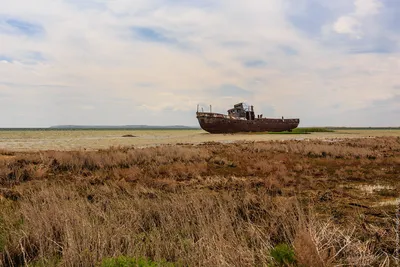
[0,129,399,151]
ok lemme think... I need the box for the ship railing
[196,112,225,118]
[197,112,250,120]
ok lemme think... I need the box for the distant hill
[49,125,199,130]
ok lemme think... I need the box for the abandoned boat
[196,103,300,134]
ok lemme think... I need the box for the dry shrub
[247,137,396,160]
[0,150,14,156]
[1,182,291,266]
[0,137,398,266]
[294,228,327,267]
[292,210,391,267]
[150,162,207,180]
[41,146,209,174]
[1,137,398,188]
[262,175,283,196]
[0,181,391,266]
[111,166,142,182]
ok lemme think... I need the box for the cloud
[333,16,362,37]
[131,27,175,44]
[0,18,45,36]
[332,0,383,38]
[286,1,342,37]
[243,60,267,68]
[326,94,400,127]
[0,55,13,63]
[0,51,47,68]
[64,0,107,11]
[354,0,382,16]
[0,0,398,127]
[80,105,95,110]
[215,84,253,98]
[280,46,298,56]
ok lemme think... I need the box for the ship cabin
[227,103,255,120]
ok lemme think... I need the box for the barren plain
[0,129,399,151]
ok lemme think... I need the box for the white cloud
[333,0,382,38]
[333,16,362,38]
[0,0,398,127]
[354,0,382,16]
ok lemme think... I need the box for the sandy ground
[0,129,399,151]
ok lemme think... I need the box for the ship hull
[197,113,300,134]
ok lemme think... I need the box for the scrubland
[0,136,399,266]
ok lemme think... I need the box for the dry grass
[0,137,399,266]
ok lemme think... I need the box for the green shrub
[270,243,296,266]
[292,127,334,133]
[100,256,175,267]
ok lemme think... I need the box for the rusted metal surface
[196,103,300,133]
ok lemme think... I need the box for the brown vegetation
[0,137,399,266]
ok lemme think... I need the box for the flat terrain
[0,129,399,151]
[0,130,399,266]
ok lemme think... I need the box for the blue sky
[0,0,399,127]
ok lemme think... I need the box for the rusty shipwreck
[196,103,300,134]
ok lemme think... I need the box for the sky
[0,0,399,127]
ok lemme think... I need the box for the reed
[0,136,398,266]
